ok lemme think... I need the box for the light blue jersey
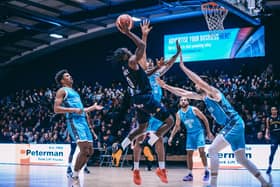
[204,92,241,126]
[204,91,245,151]
[149,72,162,102]
[63,87,93,142]
[177,106,205,150]
[146,72,163,132]
[63,87,85,118]
[177,106,204,133]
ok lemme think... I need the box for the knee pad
[208,145,218,158]
[235,153,248,166]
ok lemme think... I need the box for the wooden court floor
[0,164,279,187]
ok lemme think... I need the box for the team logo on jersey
[184,119,194,128]
[208,106,214,113]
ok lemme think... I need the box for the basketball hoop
[201,2,228,31]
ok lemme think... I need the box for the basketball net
[201,2,228,31]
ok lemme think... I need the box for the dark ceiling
[0,0,278,68]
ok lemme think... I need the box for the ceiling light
[132,17,141,22]
[49,33,63,39]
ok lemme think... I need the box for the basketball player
[111,19,174,184]
[156,51,271,187]
[130,19,180,185]
[54,69,103,187]
[168,96,214,182]
[265,106,280,174]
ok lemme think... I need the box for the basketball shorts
[146,117,162,132]
[67,116,93,142]
[186,129,205,150]
[220,118,245,152]
[131,93,170,124]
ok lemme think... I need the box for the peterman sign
[0,144,70,166]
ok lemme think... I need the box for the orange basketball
[116,14,133,32]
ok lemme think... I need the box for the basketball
[116,14,133,32]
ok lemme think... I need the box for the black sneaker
[84,167,90,174]
[67,166,72,177]
[203,170,210,181]
[266,166,272,174]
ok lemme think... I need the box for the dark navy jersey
[268,115,280,135]
[121,63,151,96]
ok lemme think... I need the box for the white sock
[235,149,268,184]
[68,163,72,167]
[134,162,139,170]
[205,166,208,171]
[158,161,165,169]
[121,137,131,150]
[210,175,218,186]
[73,170,80,177]
[186,169,192,175]
[148,133,159,146]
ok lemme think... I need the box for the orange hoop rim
[201,2,228,12]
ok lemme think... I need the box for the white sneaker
[71,176,80,187]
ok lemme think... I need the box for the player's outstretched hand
[93,103,104,110]
[156,57,165,67]
[140,19,152,36]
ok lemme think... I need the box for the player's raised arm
[156,77,203,100]
[146,40,181,77]
[179,53,219,97]
[117,19,145,67]
[139,19,152,70]
[158,40,181,76]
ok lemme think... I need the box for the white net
[201,2,228,31]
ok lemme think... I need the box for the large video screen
[164,26,265,62]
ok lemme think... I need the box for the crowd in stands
[0,64,279,156]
